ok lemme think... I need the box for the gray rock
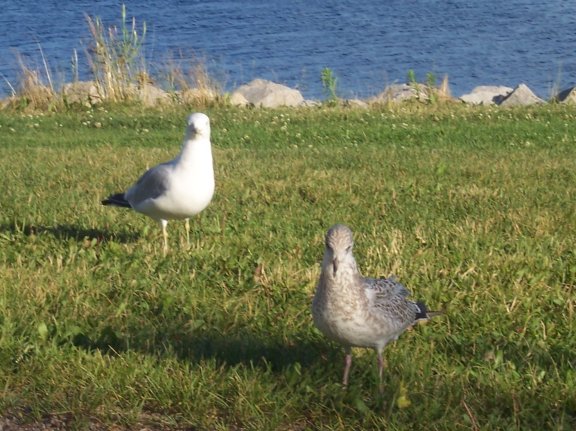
[499,83,545,106]
[62,81,101,106]
[230,79,304,107]
[301,99,321,107]
[459,85,513,105]
[557,86,576,104]
[370,83,428,103]
[229,91,249,107]
[133,83,170,106]
[344,99,369,108]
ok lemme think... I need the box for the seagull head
[324,224,355,276]
[186,112,211,138]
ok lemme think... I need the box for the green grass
[0,104,575,430]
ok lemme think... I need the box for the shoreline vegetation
[2,6,575,112]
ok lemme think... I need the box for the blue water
[1,0,575,99]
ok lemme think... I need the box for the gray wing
[125,162,172,206]
[363,276,419,326]
[364,276,410,297]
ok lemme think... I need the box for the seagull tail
[101,193,132,208]
[415,301,444,321]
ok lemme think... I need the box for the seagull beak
[332,257,339,276]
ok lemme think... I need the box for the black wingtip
[415,301,444,320]
[101,193,131,208]
[415,301,429,320]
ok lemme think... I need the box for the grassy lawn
[0,104,575,430]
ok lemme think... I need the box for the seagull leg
[160,220,169,255]
[342,348,352,387]
[185,218,190,248]
[377,350,386,393]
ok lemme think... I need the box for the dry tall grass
[161,55,223,105]
[84,4,147,102]
[438,74,452,100]
[4,51,59,110]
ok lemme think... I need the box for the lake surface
[1,0,575,99]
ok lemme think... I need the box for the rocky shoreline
[2,78,576,110]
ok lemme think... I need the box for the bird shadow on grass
[70,320,327,373]
[170,331,327,372]
[0,222,140,244]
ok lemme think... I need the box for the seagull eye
[345,245,352,253]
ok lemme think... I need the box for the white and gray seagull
[312,224,440,389]
[102,112,215,254]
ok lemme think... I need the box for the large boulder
[301,99,321,107]
[230,79,304,107]
[229,91,249,107]
[370,83,427,103]
[371,78,453,104]
[459,85,513,105]
[499,83,545,106]
[133,83,170,107]
[343,98,369,108]
[62,81,101,106]
[557,86,576,104]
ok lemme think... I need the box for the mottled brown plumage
[312,224,438,388]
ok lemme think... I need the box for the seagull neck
[178,136,212,166]
[322,257,361,287]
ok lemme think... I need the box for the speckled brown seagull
[312,224,441,389]
[102,112,215,254]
